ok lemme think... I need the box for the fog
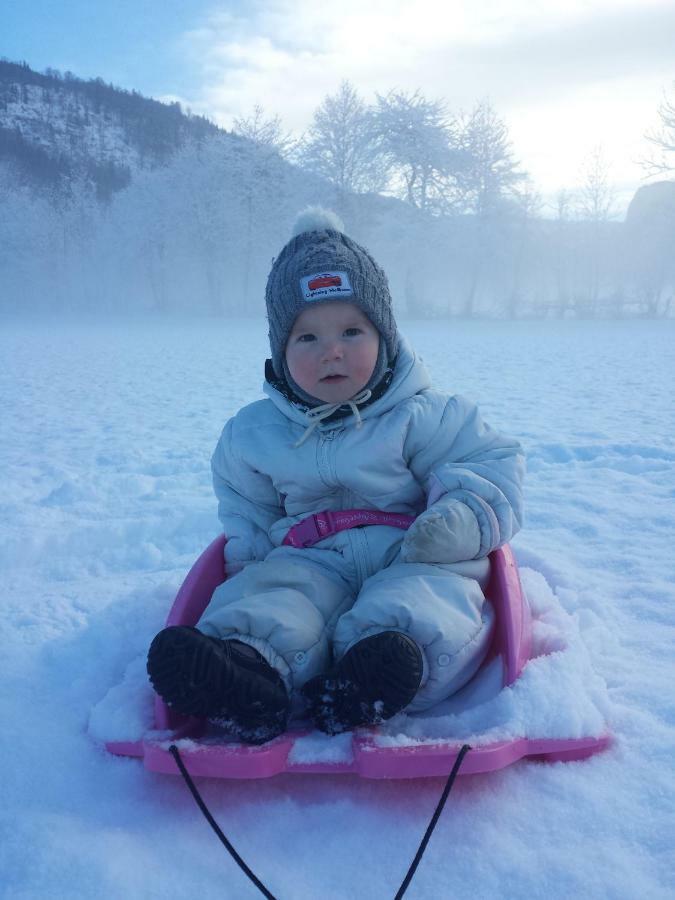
[1,72,674,320]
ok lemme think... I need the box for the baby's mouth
[320,374,347,383]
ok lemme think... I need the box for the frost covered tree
[643,85,675,175]
[503,179,543,317]
[453,100,524,218]
[0,170,54,311]
[577,146,616,224]
[95,132,304,314]
[549,189,576,316]
[575,146,617,315]
[230,111,299,305]
[448,101,525,315]
[298,81,386,199]
[232,105,296,158]
[371,89,461,213]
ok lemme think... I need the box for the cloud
[182,0,672,116]
[177,0,674,201]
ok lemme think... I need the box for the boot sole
[304,631,423,734]
[147,627,289,737]
[338,631,423,715]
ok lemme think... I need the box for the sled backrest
[486,544,531,686]
[155,535,227,730]
[167,535,227,626]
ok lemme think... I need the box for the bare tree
[575,146,617,315]
[643,85,675,175]
[504,178,543,317]
[232,105,296,158]
[578,145,616,223]
[298,81,386,197]
[549,189,575,317]
[447,101,525,315]
[372,89,461,213]
[231,109,297,306]
[453,100,524,218]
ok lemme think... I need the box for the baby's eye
[297,333,316,342]
[344,327,362,337]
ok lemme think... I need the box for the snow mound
[88,654,154,744]
[373,567,611,748]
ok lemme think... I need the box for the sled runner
[106,535,610,779]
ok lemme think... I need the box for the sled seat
[106,536,610,778]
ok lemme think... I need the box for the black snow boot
[147,626,290,745]
[302,631,423,735]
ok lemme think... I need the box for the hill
[0,59,220,199]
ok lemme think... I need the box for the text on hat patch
[300,271,353,302]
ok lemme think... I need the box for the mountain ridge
[0,59,224,198]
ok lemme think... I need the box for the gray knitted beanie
[266,207,398,379]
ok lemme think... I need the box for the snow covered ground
[2,317,674,899]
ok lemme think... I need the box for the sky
[3,0,674,212]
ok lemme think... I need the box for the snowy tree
[577,146,616,224]
[95,132,305,315]
[298,81,386,199]
[371,89,461,213]
[503,179,543,317]
[0,170,53,311]
[548,189,576,316]
[643,85,675,175]
[444,102,525,315]
[232,105,296,158]
[453,100,524,218]
[574,147,617,315]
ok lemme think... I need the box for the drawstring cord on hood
[293,389,372,448]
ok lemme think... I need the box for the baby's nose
[322,340,344,359]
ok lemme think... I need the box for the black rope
[394,744,472,900]
[170,741,471,900]
[169,745,278,900]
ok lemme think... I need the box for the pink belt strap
[282,508,416,549]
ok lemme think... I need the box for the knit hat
[266,208,398,381]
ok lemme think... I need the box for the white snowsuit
[198,336,524,712]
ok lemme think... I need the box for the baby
[147,208,524,744]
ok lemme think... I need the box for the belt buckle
[312,510,335,543]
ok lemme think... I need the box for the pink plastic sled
[106,536,610,778]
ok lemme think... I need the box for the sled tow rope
[169,744,278,900]
[170,741,471,900]
[394,743,471,898]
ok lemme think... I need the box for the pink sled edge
[105,535,610,778]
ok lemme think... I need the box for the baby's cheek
[286,352,317,391]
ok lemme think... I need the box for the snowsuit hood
[262,334,432,435]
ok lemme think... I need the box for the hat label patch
[301,271,353,301]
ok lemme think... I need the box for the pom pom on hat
[291,206,345,238]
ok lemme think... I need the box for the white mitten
[400,498,481,564]
[223,522,273,577]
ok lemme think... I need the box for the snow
[374,568,611,748]
[3,83,144,168]
[2,317,674,898]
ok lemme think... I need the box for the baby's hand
[400,499,480,565]
[223,535,253,576]
[223,532,269,576]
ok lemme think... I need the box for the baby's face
[285,302,380,404]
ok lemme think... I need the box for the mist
[1,63,674,320]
